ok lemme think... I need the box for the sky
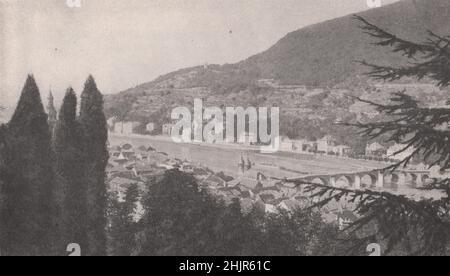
[0,0,399,106]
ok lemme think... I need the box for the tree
[0,75,55,255]
[137,169,346,256]
[79,75,109,256]
[289,16,450,256]
[53,88,88,254]
[138,169,217,256]
[107,184,140,256]
[0,124,7,256]
[258,209,347,256]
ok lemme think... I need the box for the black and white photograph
[1,0,450,258]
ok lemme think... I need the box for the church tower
[47,90,57,133]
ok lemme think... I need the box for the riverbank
[109,133,388,179]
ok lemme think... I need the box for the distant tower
[47,90,57,132]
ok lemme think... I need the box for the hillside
[104,0,450,151]
[107,0,450,93]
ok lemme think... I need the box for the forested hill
[108,0,450,96]
[104,0,450,149]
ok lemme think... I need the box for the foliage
[136,169,346,256]
[79,76,109,256]
[0,75,55,255]
[53,88,88,254]
[288,15,450,256]
[107,184,140,256]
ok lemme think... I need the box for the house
[162,123,174,136]
[114,121,141,135]
[316,135,337,153]
[112,153,128,165]
[136,153,149,161]
[132,163,156,176]
[146,123,155,133]
[366,142,386,156]
[386,143,416,161]
[107,117,116,129]
[123,122,141,135]
[291,139,313,153]
[111,151,121,158]
[333,145,352,157]
[280,137,294,152]
[202,174,227,187]
[120,143,134,151]
[121,149,136,160]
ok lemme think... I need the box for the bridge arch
[359,173,378,188]
[309,177,329,186]
[409,173,419,187]
[335,175,354,188]
[385,172,406,189]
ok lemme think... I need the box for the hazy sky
[0,0,398,106]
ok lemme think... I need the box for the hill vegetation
[104,0,450,151]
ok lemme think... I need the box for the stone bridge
[290,169,432,190]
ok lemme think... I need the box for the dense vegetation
[107,169,350,256]
[0,76,349,256]
[0,75,108,256]
[290,14,450,255]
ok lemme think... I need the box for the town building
[386,143,416,161]
[316,135,337,153]
[366,142,386,157]
[114,121,141,135]
[280,137,294,152]
[107,117,116,129]
[333,145,352,157]
[146,123,155,133]
[292,139,314,153]
[162,123,174,136]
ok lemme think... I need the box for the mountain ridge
[104,0,450,148]
[112,0,450,94]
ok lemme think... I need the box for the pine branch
[354,15,434,58]
[354,16,450,87]
[286,179,450,255]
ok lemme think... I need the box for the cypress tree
[79,75,108,256]
[0,124,6,256]
[54,88,88,254]
[0,75,54,255]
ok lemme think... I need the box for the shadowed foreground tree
[136,169,346,256]
[107,184,140,256]
[0,75,55,256]
[53,88,88,254]
[288,16,450,256]
[79,76,109,256]
[0,124,6,256]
